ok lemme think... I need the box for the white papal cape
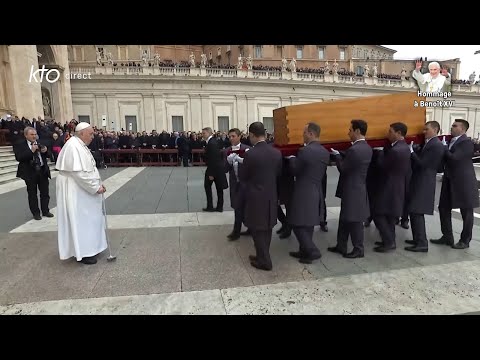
[55,136,107,261]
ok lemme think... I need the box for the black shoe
[298,253,322,264]
[405,240,416,245]
[240,229,251,236]
[452,241,469,249]
[327,246,346,256]
[374,245,396,253]
[364,221,371,228]
[430,237,454,246]
[215,208,223,212]
[276,225,286,234]
[374,241,384,246]
[343,250,364,259]
[80,256,97,265]
[395,218,400,225]
[33,214,42,221]
[42,212,54,218]
[405,245,428,252]
[279,230,291,239]
[289,251,303,259]
[227,232,240,241]
[400,221,409,230]
[202,207,215,212]
[250,260,272,271]
[320,224,328,232]
[248,255,256,261]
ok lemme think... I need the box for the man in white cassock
[412,60,451,93]
[55,122,107,265]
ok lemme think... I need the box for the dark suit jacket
[374,140,411,217]
[440,134,480,209]
[240,141,282,230]
[335,140,372,222]
[287,141,330,227]
[407,137,445,215]
[224,143,250,209]
[14,140,51,181]
[205,138,228,189]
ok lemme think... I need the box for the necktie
[449,138,456,150]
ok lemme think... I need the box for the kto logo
[29,65,60,83]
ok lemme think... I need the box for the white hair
[24,126,36,136]
[428,62,441,70]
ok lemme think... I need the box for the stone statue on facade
[469,71,476,84]
[364,64,370,77]
[372,63,378,77]
[281,57,288,71]
[189,52,196,67]
[200,53,207,68]
[106,52,113,65]
[141,52,149,66]
[332,59,338,75]
[401,66,407,80]
[289,58,297,73]
[324,61,330,74]
[153,53,160,66]
[246,55,253,70]
[96,50,102,66]
[237,55,243,69]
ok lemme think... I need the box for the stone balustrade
[67,65,480,94]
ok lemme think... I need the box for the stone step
[0,160,18,169]
[0,146,13,152]
[0,154,15,161]
[0,165,18,176]
[0,162,56,185]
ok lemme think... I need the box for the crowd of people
[0,115,278,166]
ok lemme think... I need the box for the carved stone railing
[67,65,480,94]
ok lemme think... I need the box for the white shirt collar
[425,137,434,144]
[206,135,213,144]
[451,135,462,142]
[231,143,241,150]
[351,138,366,145]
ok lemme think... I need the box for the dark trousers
[320,174,327,225]
[293,226,321,257]
[204,173,224,210]
[179,152,189,167]
[410,213,427,248]
[439,177,474,244]
[251,229,273,268]
[337,220,364,253]
[233,193,246,234]
[277,205,287,224]
[25,172,50,216]
[374,215,397,248]
[401,202,409,223]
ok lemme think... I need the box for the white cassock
[412,70,451,93]
[55,136,107,261]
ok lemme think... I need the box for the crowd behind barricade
[0,115,277,166]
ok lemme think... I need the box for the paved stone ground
[1,166,479,314]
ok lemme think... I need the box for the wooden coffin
[273,92,427,152]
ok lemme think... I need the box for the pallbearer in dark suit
[373,122,412,253]
[431,119,480,249]
[240,122,282,271]
[14,127,53,220]
[224,128,251,240]
[404,121,445,252]
[202,127,228,212]
[328,120,372,258]
[286,122,330,264]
